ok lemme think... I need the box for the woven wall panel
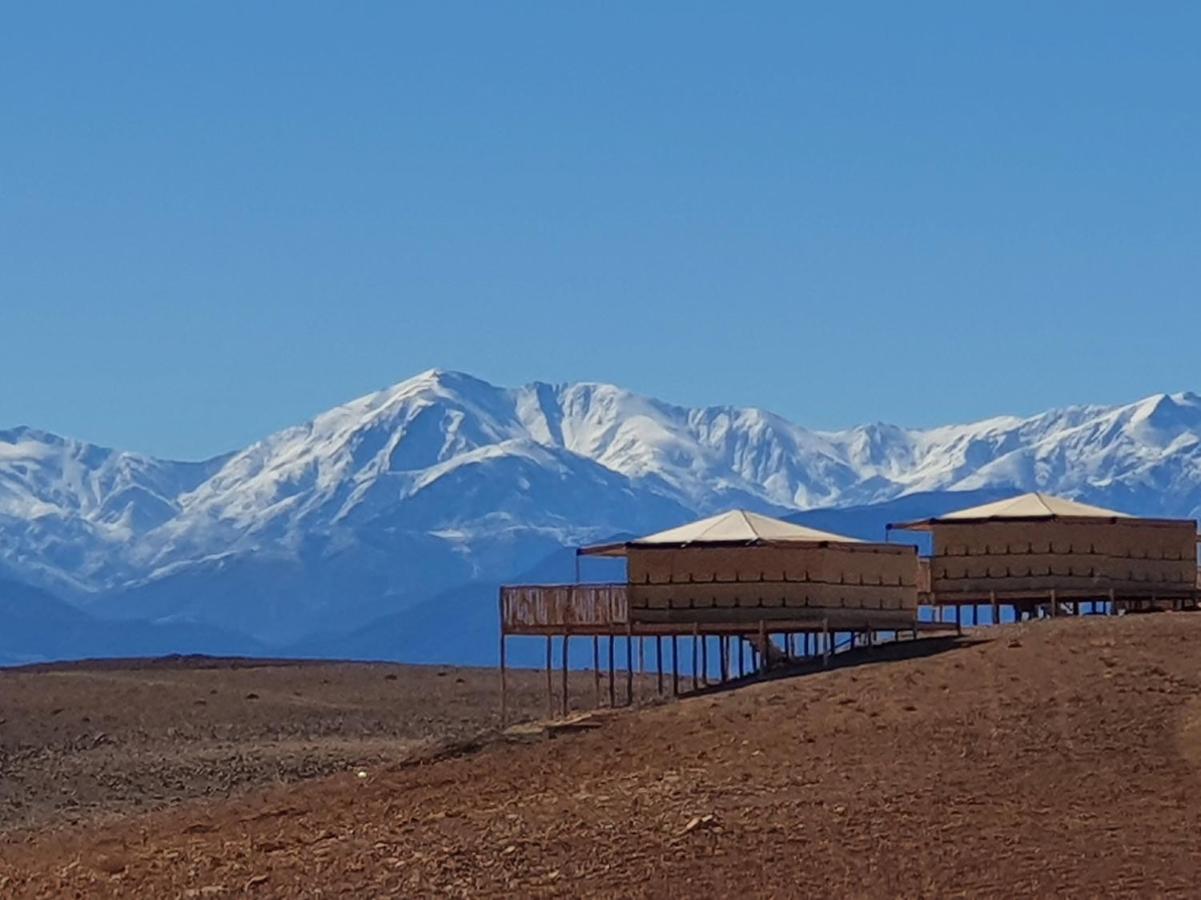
[929,521,1197,596]
[626,545,918,613]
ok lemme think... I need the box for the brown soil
[0,656,607,833]
[4,615,1201,897]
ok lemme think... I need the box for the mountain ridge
[3,370,1200,659]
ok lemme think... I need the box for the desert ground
[3,614,1201,897]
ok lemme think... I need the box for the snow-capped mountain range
[3,369,1201,661]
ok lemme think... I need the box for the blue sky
[3,3,1199,459]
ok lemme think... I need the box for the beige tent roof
[579,509,865,557]
[890,491,1137,531]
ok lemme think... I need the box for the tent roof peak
[888,491,1141,531]
[579,508,865,557]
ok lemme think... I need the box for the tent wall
[625,545,919,623]
[927,520,1198,598]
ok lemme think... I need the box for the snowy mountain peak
[3,373,1201,647]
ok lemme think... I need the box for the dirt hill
[4,614,1201,897]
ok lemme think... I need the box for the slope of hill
[3,370,1201,656]
[3,614,1199,896]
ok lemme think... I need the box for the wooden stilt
[1050,589,1058,618]
[593,636,600,707]
[822,618,831,668]
[701,633,709,685]
[545,636,554,719]
[499,589,508,726]
[672,634,679,696]
[561,630,570,718]
[759,620,768,674]
[499,629,507,727]
[691,624,699,691]
[626,624,634,707]
[656,636,664,695]
[990,590,998,626]
[608,634,615,708]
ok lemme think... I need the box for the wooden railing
[501,583,629,632]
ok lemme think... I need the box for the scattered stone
[681,814,717,835]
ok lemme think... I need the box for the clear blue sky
[3,3,1199,460]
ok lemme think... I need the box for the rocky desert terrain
[0,655,611,834]
[4,615,1201,897]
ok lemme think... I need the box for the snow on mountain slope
[3,371,1201,647]
[0,427,229,595]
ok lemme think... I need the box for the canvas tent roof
[579,509,867,557]
[889,491,1157,532]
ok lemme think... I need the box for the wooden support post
[759,620,768,674]
[955,604,962,636]
[1050,589,1058,618]
[499,589,508,726]
[1108,588,1116,616]
[561,630,570,718]
[721,636,729,683]
[672,634,680,696]
[656,636,664,695]
[545,636,554,719]
[499,630,507,727]
[701,634,709,684]
[607,634,615,708]
[822,619,831,668]
[593,636,600,707]
[691,624,699,691]
[626,624,634,707]
[638,637,646,683]
[990,590,998,626]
